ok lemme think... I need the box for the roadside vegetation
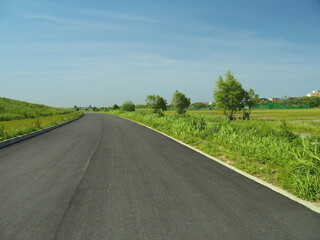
[146,95,167,115]
[0,97,74,121]
[0,98,82,141]
[163,109,320,135]
[121,100,136,112]
[0,112,82,142]
[105,72,320,202]
[106,110,320,202]
[172,90,191,114]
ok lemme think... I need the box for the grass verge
[0,112,83,142]
[105,110,320,203]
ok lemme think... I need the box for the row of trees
[259,96,320,108]
[116,90,191,115]
[112,71,260,120]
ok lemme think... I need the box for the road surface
[0,113,319,240]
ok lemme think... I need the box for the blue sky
[1,0,320,107]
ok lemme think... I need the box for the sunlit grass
[0,97,74,121]
[164,108,320,120]
[163,109,320,135]
[0,112,83,141]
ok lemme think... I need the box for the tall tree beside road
[172,90,191,114]
[214,71,245,120]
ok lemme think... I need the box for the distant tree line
[258,96,320,108]
[101,70,318,119]
[108,90,191,115]
[107,71,259,119]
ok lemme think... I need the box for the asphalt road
[0,113,319,240]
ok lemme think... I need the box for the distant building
[307,90,320,97]
[269,97,280,102]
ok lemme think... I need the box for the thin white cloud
[15,13,62,23]
[13,13,127,32]
[80,9,159,23]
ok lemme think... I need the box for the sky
[1,0,320,107]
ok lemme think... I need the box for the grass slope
[0,97,73,121]
[0,97,83,141]
[0,112,82,142]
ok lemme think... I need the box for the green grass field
[164,108,320,120]
[162,108,320,135]
[106,109,320,202]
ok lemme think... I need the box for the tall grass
[107,110,320,202]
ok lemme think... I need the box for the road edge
[111,114,320,214]
[0,114,84,149]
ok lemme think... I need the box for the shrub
[121,100,135,112]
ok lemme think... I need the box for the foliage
[121,100,135,112]
[242,88,259,119]
[113,104,119,110]
[172,90,191,114]
[214,71,245,120]
[292,96,320,108]
[257,96,320,108]
[191,102,211,110]
[0,97,74,121]
[146,95,167,114]
[135,104,148,109]
[106,110,320,201]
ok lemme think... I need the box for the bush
[121,100,135,112]
[172,90,191,114]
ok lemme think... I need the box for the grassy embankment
[106,109,320,202]
[0,97,82,141]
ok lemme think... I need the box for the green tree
[73,105,80,111]
[113,104,119,110]
[242,88,259,119]
[121,100,135,112]
[191,102,209,110]
[146,95,167,114]
[214,71,244,120]
[172,90,191,114]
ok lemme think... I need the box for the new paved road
[0,113,319,240]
